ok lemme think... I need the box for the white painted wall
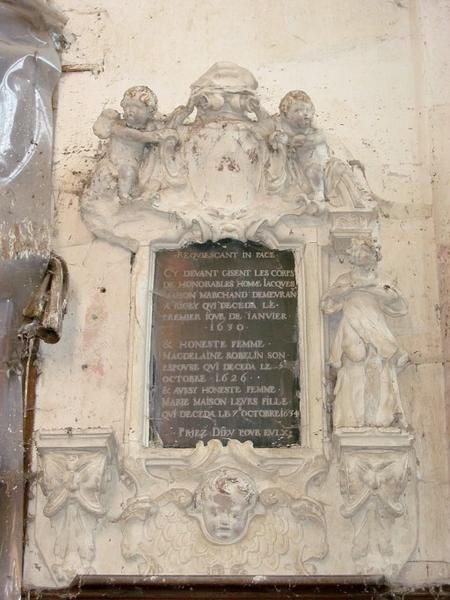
[25,0,450,588]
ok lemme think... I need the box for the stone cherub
[120,467,327,575]
[269,90,330,207]
[321,237,409,429]
[92,85,177,203]
[191,468,258,544]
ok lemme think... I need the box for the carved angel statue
[265,89,374,213]
[39,452,108,583]
[269,90,329,207]
[90,86,177,204]
[321,237,409,429]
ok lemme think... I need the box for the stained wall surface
[24,0,450,589]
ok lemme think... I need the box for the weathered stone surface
[22,0,450,591]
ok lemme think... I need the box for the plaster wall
[25,0,450,588]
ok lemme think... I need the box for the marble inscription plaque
[149,240,300,448]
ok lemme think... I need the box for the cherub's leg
[118,164,138,202]
[305,162,326,204]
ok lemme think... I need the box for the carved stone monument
[27,62,417,585]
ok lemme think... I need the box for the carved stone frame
[124,223,328,467]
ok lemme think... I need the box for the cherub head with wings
[192,468,258,545]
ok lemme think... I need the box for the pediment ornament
[81,62,375,250]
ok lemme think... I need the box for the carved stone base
[334,429,418,577]
[120,440,328,576]
[33,429,118,586]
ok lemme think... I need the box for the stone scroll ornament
[38,451,110,583]
[81,62,374,249]
[338,448,413,575]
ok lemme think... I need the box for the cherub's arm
[289,133,307,146]
[290,129,327,149]
[268,129,289,151]
[248,96,271,121]
[321,273,352,313]
[360,282,408,317]
[93,108,120,139]
[324,273,353,298]
[166,96,195,127]
[112,123,178,144]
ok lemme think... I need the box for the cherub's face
[202,492,250,542]
[122,99,155,128]
[285,100,315,130]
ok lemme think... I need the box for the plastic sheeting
[0,2,63,598]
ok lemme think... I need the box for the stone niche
[26,62,423,586]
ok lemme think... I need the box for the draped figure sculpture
[321,238,409,429]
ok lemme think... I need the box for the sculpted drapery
[322,239,409,429]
